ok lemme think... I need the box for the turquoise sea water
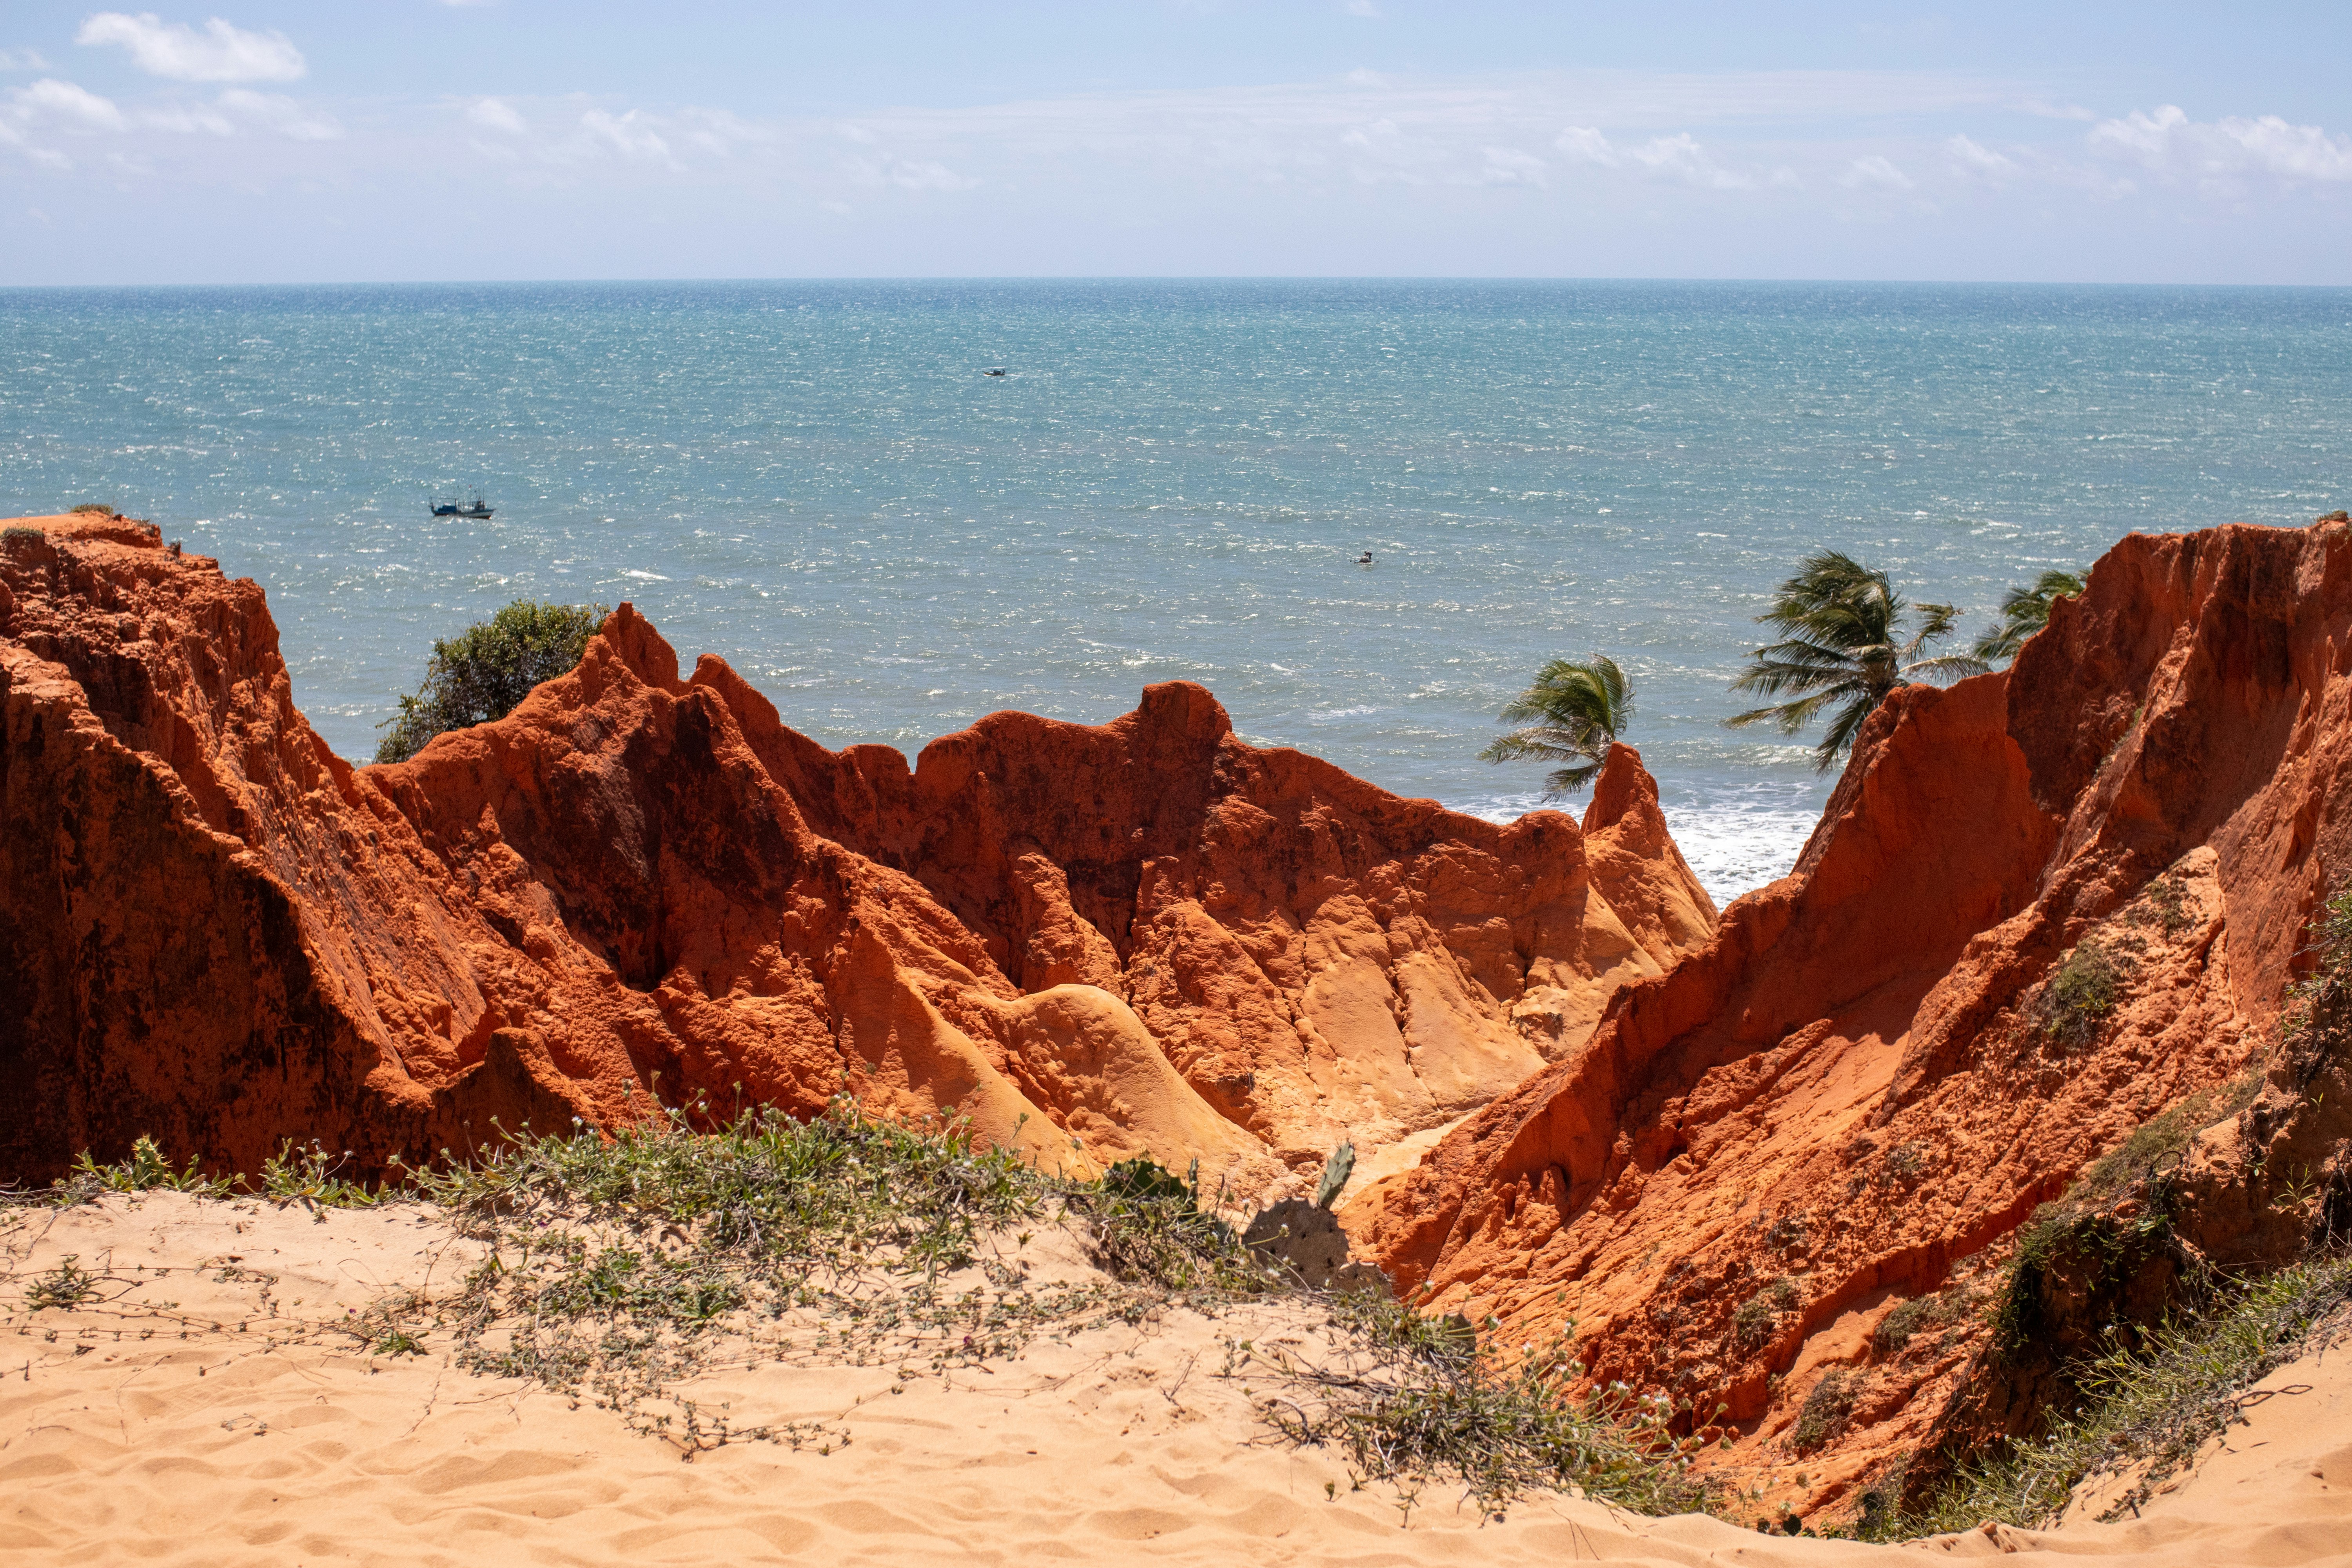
[5,281,2350,901]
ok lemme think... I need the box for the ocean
[5,279,2349,904]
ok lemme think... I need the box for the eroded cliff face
[0,512,1715,1199]
[1347,517,2352,1519]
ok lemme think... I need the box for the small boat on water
[429,491,495,520]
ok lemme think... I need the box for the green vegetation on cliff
[374,599,606,764]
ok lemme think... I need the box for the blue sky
[2,3,2348,284]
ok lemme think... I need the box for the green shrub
[1262,1289,1713,1515]
[25,1256,103,1311]
[1872,1290,1961,1356]
[259,1139,392,1207]
[2042,940,2125,1047]
[1908,1254,2352,1534]
[62,1136,235,1198]
[374,599,606,764]
[1733,1276,1800,1351]
[1792,1367,1859,1452]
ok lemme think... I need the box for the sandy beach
[1,1193,2343,1568]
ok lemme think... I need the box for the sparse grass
[1792,1367,1859,1453]
[1993,1200,2175,1359]
[1873,1287,1968,1356]
[2282,880,2352,1087]
[1253,1288,1713,1515]
[2125,875,2192,938]
[2043,940,2126,1048]
[1065,1154,1262,1292]
[386,1098,1277,1454]
[60,1136,236,1200]
[29,1103,1720,1513]
[1903,1253,2352,1534]
[1732,1276,1800,1352]
[1886,1142,1929,1184]
[24,1255,103,1311]
[67,503,114,515]
[370,1326,427,1357]
[259,1140,392,1207]
[2063,1074,2260,1216]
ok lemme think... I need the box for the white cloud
[1344,68,1387,88]
[140,99,233,134]
[467,97,525,134]
[2090,104,2352,189]
[1555,125,1750,188]
[1944,134,2014,177]
[1344,0,1381,15]
[0,48,54,72]
[1473,146,1545,186]
[1841,154,1914,191]
[11,78,127,132]
[2212,114,2352,181]
[1339,116,1439,183]
[581,108,673,165]
[2089,104,2185,162]
[76,13,305,82]
[849,154,978,192]
[218,88,340,140]
[677,107,764,157]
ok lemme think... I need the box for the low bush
[1732,1276,1800,1352]
[1792,1367,1859,1452]
[2042,940,2125,1047]
[374,599,606,764]
[1258,1287,1713,1515]
[37,1104,1719,1512]
[1906,1253,2352,1534]
[58,1135,236,1199]
[1872,1288,1965,1356]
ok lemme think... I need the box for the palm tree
[1479,655,1633,796]
[1727,550,1987,770]
[1973,569,2085,663]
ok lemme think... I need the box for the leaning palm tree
[1479,654,1633,796]
[1727,550,1986,770]
[1973,569,2085,663]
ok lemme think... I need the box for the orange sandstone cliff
[0,512,1715,1197]
[1348,517,2352,1517]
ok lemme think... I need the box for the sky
[1,2,2348,285]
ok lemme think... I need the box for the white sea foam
[1453,777,1823,908]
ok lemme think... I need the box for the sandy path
[2,1195,2345,1567]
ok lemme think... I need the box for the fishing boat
[428,491,495,519]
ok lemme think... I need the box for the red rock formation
[0,512,1716,1197]
[1347,517,2352,1519]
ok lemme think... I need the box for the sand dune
[2,1194,2346,1567]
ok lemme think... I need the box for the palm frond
[1729,550,1977,768]
[1973,569,2085,664]
[1906,653,1993,683]
[1478,728,1598,765]
[1482,655,1632,799]
[1727,685,1848,736]
[1813,693,1880,769]
[1730,652,1866,699]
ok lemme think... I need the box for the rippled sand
[3,1194,2345,1566]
